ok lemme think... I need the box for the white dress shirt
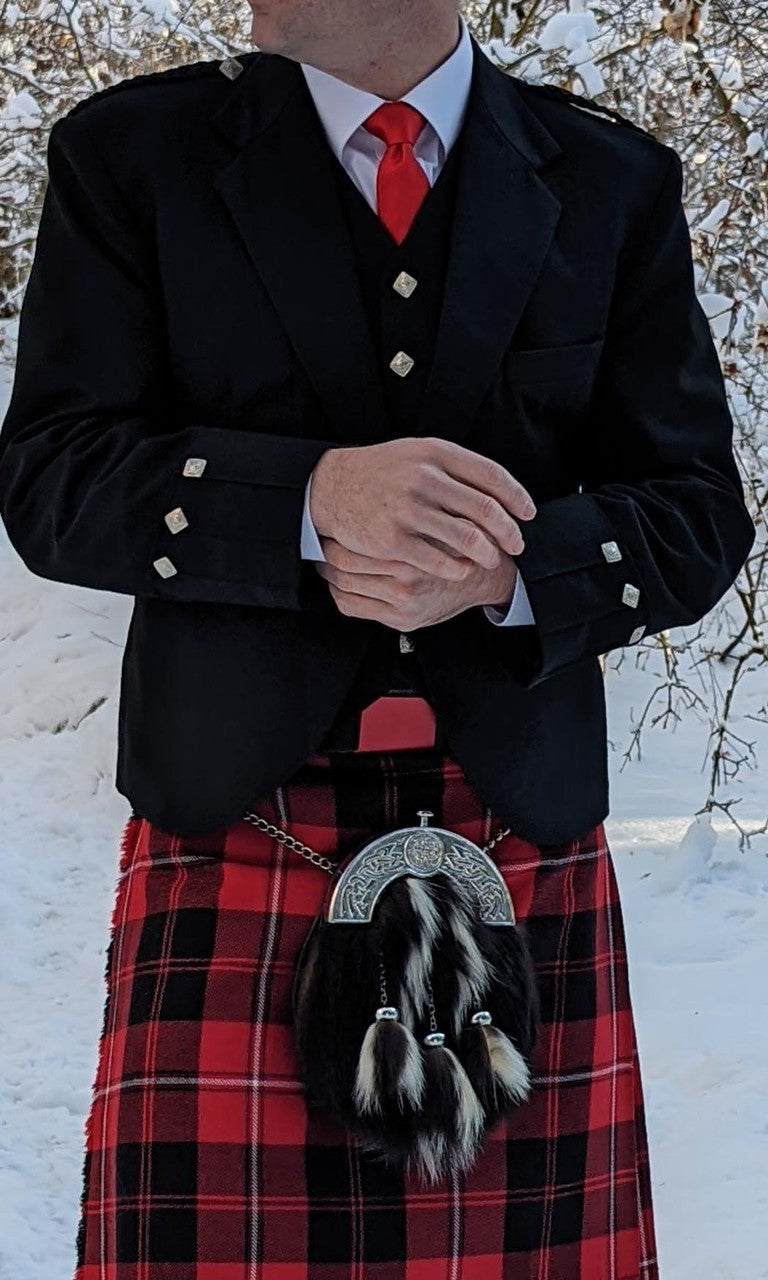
[297,14,534,627]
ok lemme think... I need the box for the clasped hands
[308,436,536,631]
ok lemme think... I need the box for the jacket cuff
[146,428,335,608]
[506,491,648,685]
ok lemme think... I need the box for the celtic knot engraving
[327,827,516,925]
[403,831,444,871]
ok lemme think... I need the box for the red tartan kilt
[74,749,659,1279]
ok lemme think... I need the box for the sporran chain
[241,808,512,876]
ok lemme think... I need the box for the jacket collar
[298,12,474,165]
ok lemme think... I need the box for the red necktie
[362,101,431,244]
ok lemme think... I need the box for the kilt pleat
[73,749,659,1279]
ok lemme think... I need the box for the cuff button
[164,506,189,534]
[622,583,640,608]
[182,457,207,478]
[153,556,178,578]
[601,540,622,563]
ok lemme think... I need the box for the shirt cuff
[300,471,326,561]
[482,569,534,626]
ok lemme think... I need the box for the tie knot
[362,101,428,148]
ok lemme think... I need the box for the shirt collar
[299,13,473,163]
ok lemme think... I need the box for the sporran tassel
[451,910,539,1131]
[458,1010,532,1117]
[407,994,485,1184]
[352,959,426,1116]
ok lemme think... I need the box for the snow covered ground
[0,365,766,1279]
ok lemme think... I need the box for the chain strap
[482,823,513,854]
[241,812,339,873]
[241,807,512,876]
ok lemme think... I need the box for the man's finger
[328,583,403,629]
[317,562,402,603]
[431,439,537,520]
[320,538,401,575]
[320,532,472,582]
[404,509,501,570]
[425,473,525,557]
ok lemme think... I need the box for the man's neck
[299,13,461,101]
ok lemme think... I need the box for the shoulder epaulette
[63,52,258,119]
[515,78,654,139]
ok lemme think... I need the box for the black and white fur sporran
[291,844,541,1186]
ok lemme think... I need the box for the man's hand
[309,436,536,583]
[314,536,518,630]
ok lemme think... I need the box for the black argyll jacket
[0,37,755,843]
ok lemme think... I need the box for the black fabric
[0,38,755,842]
[315,117,465,748]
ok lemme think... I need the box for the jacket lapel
[209,52,390,445]
[415,41,563,443]
[208,37,562,447]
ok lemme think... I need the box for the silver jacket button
[182,457,207,478]
[601,540,622,563]
[629,624,646,643]
[622,583,640,608]
[164,507,189,534]
[390,351,415,377]
[392,271,418,298]
[219,57,243,79]
[153,556,178,578]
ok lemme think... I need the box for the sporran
[243,805,540,1186]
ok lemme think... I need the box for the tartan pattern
[74,748,659,1279]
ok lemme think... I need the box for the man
[0,1,754,1276]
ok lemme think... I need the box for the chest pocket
[502,336,606,417]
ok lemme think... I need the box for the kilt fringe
[75,809,143,1269]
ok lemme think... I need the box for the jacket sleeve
[0,110,337,609]
[502,145,755,688]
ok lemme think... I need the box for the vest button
[392,270,418,298]
[390,350,415,377]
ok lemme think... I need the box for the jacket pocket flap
[504,336,605,381]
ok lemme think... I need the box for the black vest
[316,130,466,751]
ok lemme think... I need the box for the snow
[539,10,600,53]
[527,7,605,100]
[697,198,731,235]
[697,290,735,339]
[575,59,605,98]
[0,89,43,130]
[0,362,766,1280]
